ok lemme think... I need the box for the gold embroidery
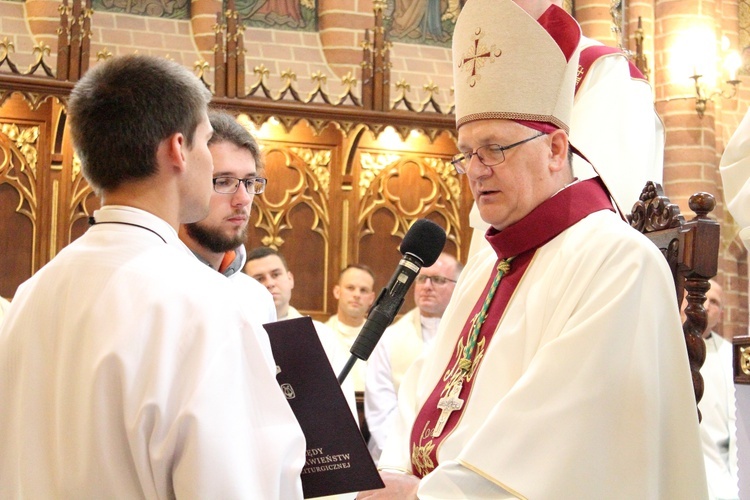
[458,28,502,88]
[412,422,436,477]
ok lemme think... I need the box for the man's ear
[288,271,295,290]
[547,129,569,173]
[160,132,188,174]
[333,285,341,300]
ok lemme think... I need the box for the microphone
[337,219,447,385]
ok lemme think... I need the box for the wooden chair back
[627,181,720,419]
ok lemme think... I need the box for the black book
[264,317,384,498]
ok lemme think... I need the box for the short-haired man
[326,264,376,391]
[244,246,358,419]
[365,252,462,461]
[178,110,277,364]
[361,1,705,497]
[0,55,305,497]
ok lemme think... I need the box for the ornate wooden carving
[735,336,750,384]
[56,0,93,81]
[628,181,720,418]
[0,2,467,314]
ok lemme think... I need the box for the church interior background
[3,0,750,491]
[1,0,750,385]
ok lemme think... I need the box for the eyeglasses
[213,176,267,194]
[415,275,457,286]
[451,132,546,174]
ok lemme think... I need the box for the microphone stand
[337,356,357,385]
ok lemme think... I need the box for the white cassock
[193,242,278,369]
[365,307,440,461]
[0,206,306,498]
[325,315,367,392]
[468,36,664,258]
[380,181,706,499]
[699,333,739,499]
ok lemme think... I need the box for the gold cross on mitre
[458,28,502,88]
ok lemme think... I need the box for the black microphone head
[400,219,446,267]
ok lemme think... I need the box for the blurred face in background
[334,267,375,323]
[414,254,460,318]
[244,254,294,318]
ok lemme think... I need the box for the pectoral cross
[432,381,464,438]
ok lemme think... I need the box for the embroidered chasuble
[409,178,613,477]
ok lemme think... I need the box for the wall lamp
[689,39,742,118]
[691,71,740,118]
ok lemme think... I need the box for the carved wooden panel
[0,93,98,299]
[0,94,50,298]
[0,96,470,319]
[246,123,340,315]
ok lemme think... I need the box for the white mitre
[452,0,582,133]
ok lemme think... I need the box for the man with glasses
[362,1,705,497]
[179,111,278,338]
[466,0,665,260]
[364,252,462,462]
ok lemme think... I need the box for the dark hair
[246,246,289,271]
[68,54,212,192]
[339,263,375,282]
[208,110,264,171]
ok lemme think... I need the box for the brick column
[25,0,63,67]
[573,0,618,45]
[191,0,221,54]
[318,0,373,78]
[654,0,722,212]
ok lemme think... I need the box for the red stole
[409,178,614,478]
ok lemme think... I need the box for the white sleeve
[416,461,517,499]
[365,329,398,461]
[720,108,750,251]
[571,52,664,212]
[169,301,305,498]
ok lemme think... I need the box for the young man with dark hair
[0,56,305,498]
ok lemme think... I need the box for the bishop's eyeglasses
[213,176,267,195]
[450,132,545,174]
[415,275,457,286]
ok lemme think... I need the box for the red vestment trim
[409,178,613,478]
[576,45,645,95]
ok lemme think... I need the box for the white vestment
[468,36,664,258]
[380,208,706,499]
[365,307,439,461]
[325,315,367,391]
[719,107,750,499]
[193,242,278,369]
[700,333,739,499]
[0,206,306,498]
[720,107,750,251]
